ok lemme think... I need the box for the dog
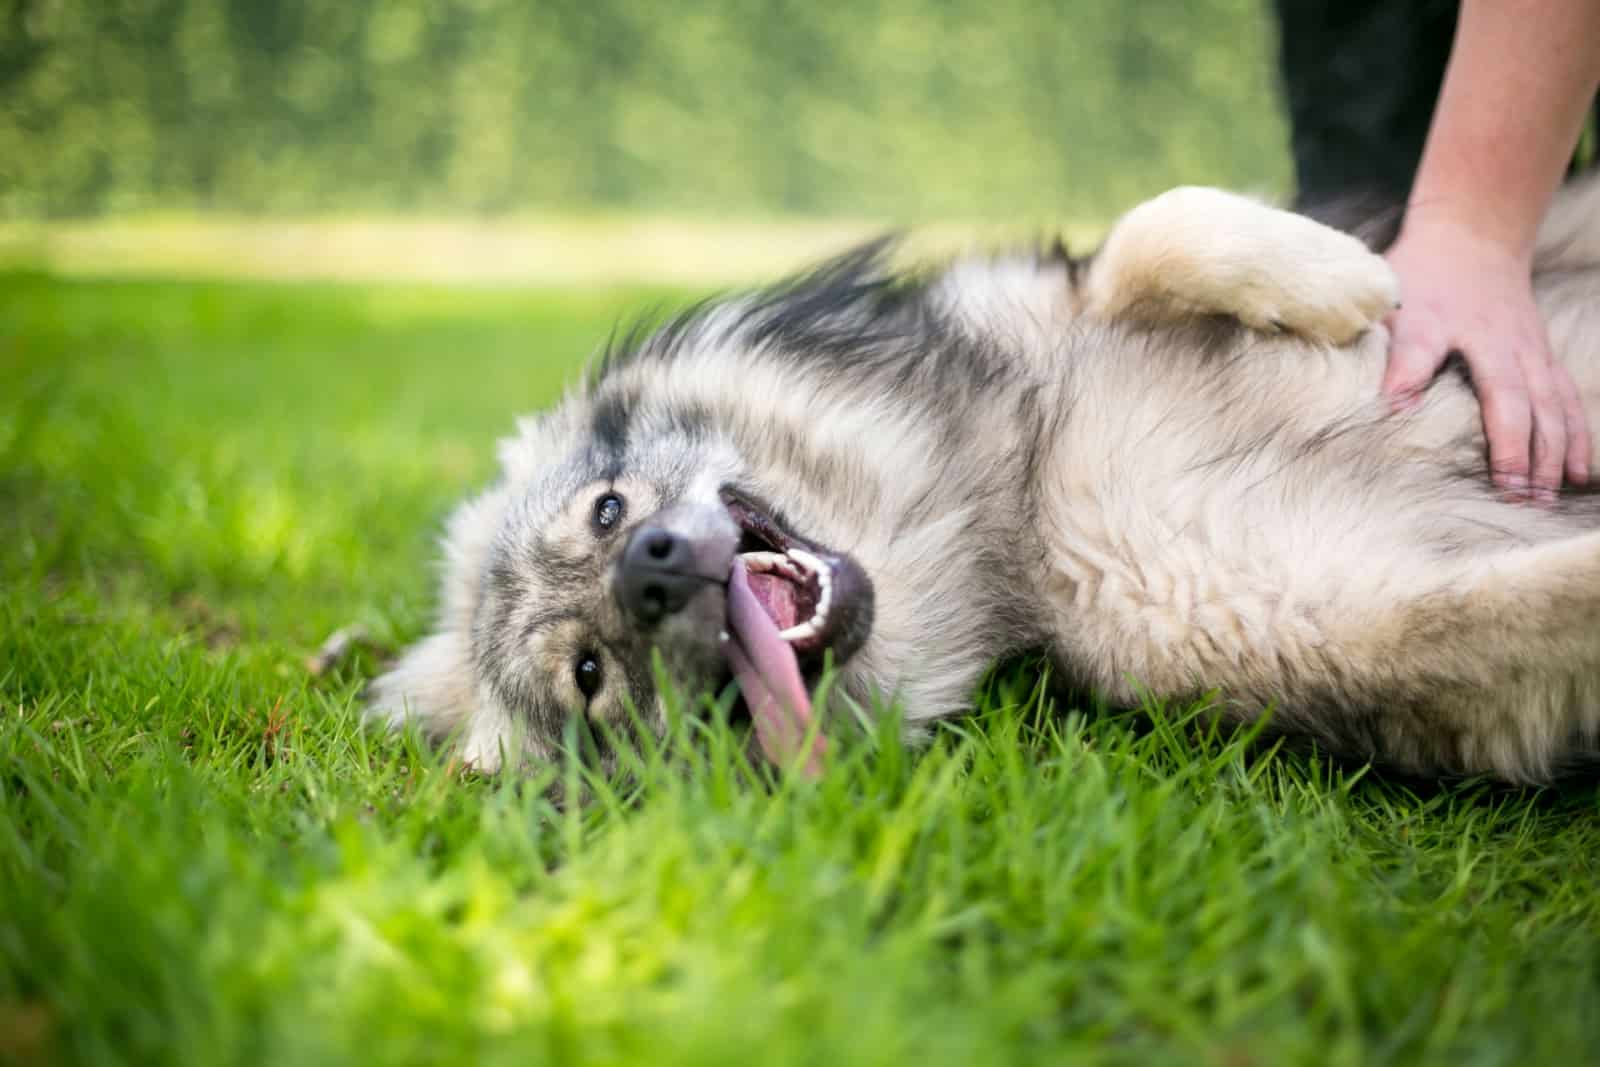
[367,182,1600,784]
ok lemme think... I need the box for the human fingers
[1514,346,1567,501]
[1469,351,1535,497]
[1380,313,1449,412]
[1553,356,1590,486]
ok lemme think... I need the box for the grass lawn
[3,269,1599,1066]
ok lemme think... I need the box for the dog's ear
[436,485,512,633]
[366,484,511,747]
[365,629,477,742]
[498,405,586,486]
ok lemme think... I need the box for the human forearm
[1402,0,1600,259]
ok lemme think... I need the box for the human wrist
[1393,204,1537,271]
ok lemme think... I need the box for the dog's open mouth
[742,548,830,644]
[719,489,873,774]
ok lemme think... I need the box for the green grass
[3,270,1600,1066]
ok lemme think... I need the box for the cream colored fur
[370,182,1600,782]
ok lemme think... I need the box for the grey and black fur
[369,183,1600,783]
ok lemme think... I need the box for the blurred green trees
[0,0,1289,219]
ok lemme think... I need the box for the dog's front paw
[1089,187,1400,345]
[1221,206,1401,345]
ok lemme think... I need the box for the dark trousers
[1275,0,1597,217]
[1273,0,1460,212]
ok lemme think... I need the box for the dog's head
[369,244,1039,775]
[366,376,877,773]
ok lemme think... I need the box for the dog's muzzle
[616,525,704,624]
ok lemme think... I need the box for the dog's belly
[1022,311,1600,777]
[1031,325,1504,708]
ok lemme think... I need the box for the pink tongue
[744,570,800,629]
[725,558,826,776]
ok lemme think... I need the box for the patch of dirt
[0,1000,55,1065]
[173,592,242,651]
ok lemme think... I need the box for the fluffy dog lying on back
[369,183,1600,783]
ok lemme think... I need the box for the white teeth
[778,619,821,641]
[739,545,834,643]
[783,547,832,626]
[784,547,821,574]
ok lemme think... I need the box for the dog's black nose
[617,526,701,623]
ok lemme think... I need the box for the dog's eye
[592,492,625,533]
[574,654,603,700]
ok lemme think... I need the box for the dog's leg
[1050,507,1600,780]
[1082,187,1400,345]
[1300,530,1600,780]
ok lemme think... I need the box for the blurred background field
[0,0,1293,281]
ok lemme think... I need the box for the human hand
[1382,220,1589,500]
